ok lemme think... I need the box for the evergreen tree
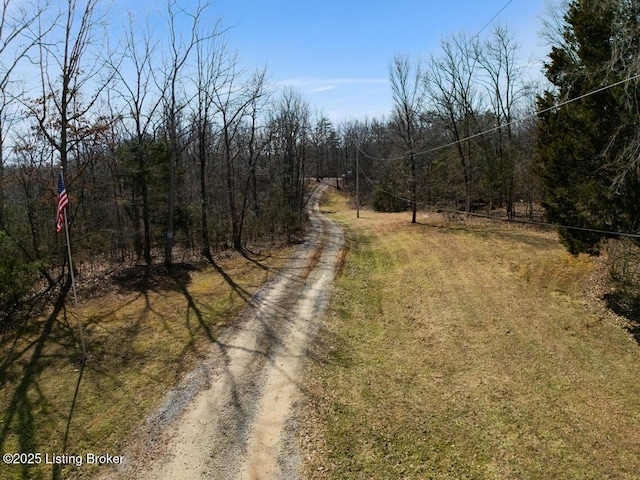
[536,0,640,254]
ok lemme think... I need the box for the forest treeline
[2,0,640,329]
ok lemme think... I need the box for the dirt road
[109,181,343,480]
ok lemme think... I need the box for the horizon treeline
[2,0,640,328]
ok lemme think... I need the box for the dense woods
[0,1,322,329]
[2,0,640,330]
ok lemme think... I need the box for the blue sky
[211,0,551,123]
[32,0,551,125]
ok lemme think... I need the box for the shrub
[602,238,640,323]
[372,188,408,212]
[0,232,41,329]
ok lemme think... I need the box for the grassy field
[0,250,293,480]
[301,190,640,479]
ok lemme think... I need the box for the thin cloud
[310,85,337,93]
[275,77,388,89]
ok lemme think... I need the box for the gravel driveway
[104,180,344,480]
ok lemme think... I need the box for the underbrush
[595,238,640,340]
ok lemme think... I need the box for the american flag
[56,172,69,233]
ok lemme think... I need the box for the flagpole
[60,167,87,364]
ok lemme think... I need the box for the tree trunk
[137,146,152,265]
[165,140,176,267]
[197,121,211,258]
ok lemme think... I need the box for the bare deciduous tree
[0,0,48,227]
[211,57,269,251]
[159,0,210,266]
[234,68,270,248]
[31,0,110,174]
[271,88,311,235]
[389,53,425,223]
[478,24,530,218]
[427,33,482,213]
[109,13,163,265]
[192,18,226,257]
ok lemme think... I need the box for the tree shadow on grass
[166,264,215,344]
[112,263,202,326]
[95,258,262,365]
[0,277,72,480]
[203,252,257,306]
[0,248,313,476]
[240,248,271,271]
[0,264,194,480]
[0,254,292,480]
[603,291,640,344]
[174,252,277,346]
[112,263,198,295]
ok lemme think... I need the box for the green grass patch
[302,192,640,479]
[0,250,293,480]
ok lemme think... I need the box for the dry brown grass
[0,249,294,480]
[301,193,640,479]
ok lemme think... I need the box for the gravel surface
[100,181,344,480]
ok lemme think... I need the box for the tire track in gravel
[109,180,344,480]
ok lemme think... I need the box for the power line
[355,70,640,238]
[350,1,640,240]
[424,72,640,156]
[359,72,640,163]
[357,0,514,164]
[472,0,514,41]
